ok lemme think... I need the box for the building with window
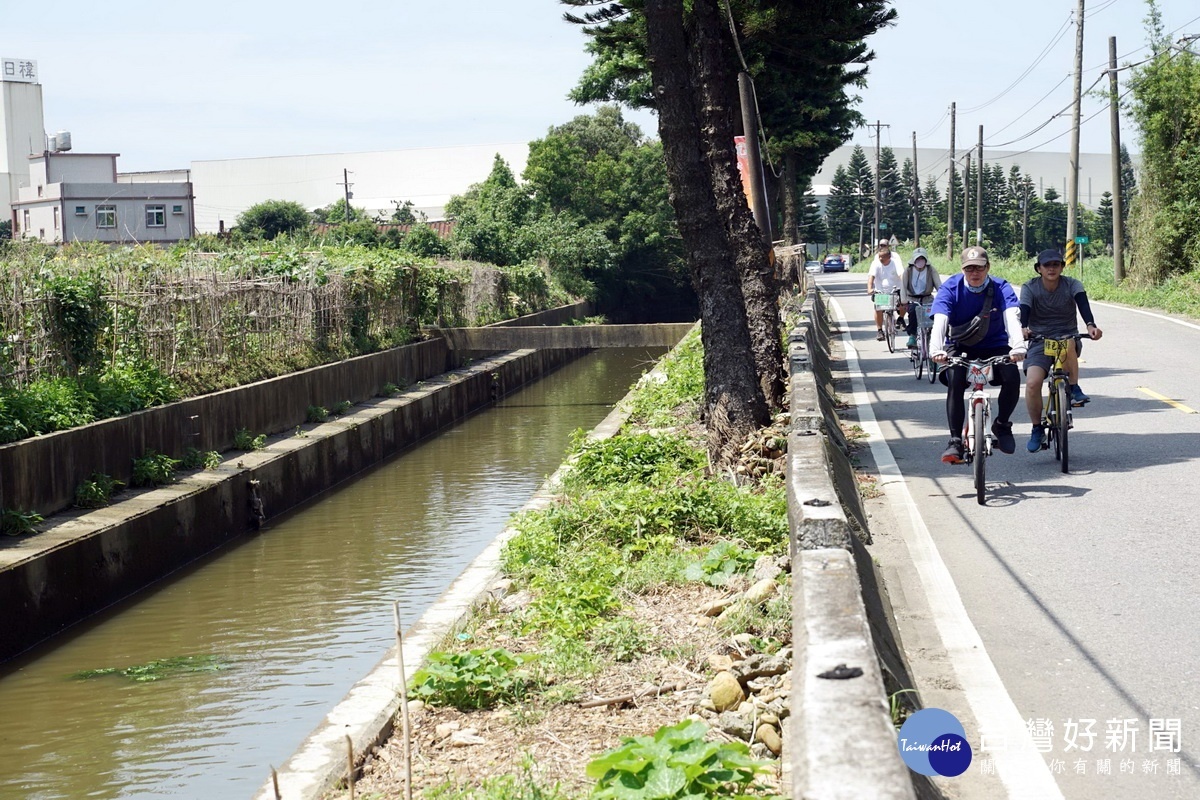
[12,151,193,243]
[1,56,46,228]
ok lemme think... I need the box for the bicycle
[873,289,901,353]
[908,299,937,382]
[942,353,1013,505]
[1029,334,1085,474]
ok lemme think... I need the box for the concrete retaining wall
[0,302,591,519]
[786,289,920,799]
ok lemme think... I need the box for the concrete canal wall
[0,303,613,663]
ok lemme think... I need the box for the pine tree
[826,165,858,248]
[877,147,907,241]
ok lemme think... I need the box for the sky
[6,0,1200,172]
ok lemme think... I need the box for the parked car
[804,260,823,274]
[821,254,849,273]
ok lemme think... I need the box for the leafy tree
[402,224,449,257]
[235,199,310,240]
[877,147,906,241]
[0,219,11,239]
[389,200,419,224]
[446,155,532,267]
[314,198,368,225]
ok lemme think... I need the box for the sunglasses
[962,264,988,272]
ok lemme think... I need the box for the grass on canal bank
[332,330,794,800]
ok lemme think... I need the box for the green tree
[0,219,11,239]
[446,155,532,267]
[402,224,449,257]
[314,198,369,225]
[1098,191,1114,246]
[798,183,828,245]
[389,200,419,224]
[846,145,874,256]
[235,199,310,240]
[877,147,906,241]
[825,165,858,248]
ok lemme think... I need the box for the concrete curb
[787,289,917,799]
[251,329,690,800]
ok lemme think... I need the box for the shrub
[306,406,329,423]
[180,447,221,470]
[75,472,125,508]
[1,508,43,536]
[131,451,179,487]
[409,648,534,710]
[233,428,266,451]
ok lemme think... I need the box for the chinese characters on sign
[976,717,1185,778]
[1,58,38,83]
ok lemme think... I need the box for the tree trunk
[690,0,785,409]
[782,151,799,246]
[644,0,769,469]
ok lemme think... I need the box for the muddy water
[0,348,664,800]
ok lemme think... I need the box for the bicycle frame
[910,300,935,381]
[944,353,1012,504]
[1032,335,1082,472]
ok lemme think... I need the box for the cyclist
[1020,248,1104,452]
[899,247,943,349]
[866,238,904,341]
[930,247,1026,463]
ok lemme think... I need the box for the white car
[804,260,823,274]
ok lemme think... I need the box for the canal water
[0,348,664,800]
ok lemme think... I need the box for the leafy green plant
[74,472,125,508]
[379,381,405,397]
[233,428,266,450]
[592,617,650,663]
[683,540,760,587]
[330,400,352,416]
[587,720,771,800]
[566,430,705,489]
[425,759,572,800]
[180,447,221,470]
[131,451,179,487]
[306,405,329,423]
[1,508,43,536]
[409,648,534,710]
[73,655,228,683]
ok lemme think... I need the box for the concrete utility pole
[1066,0,1085,266]
[1022,179,1031,254]
[339,168,354,221]
[738,73,772,245]
[962,152,971,247]
[912,131,920,246]
[976,125,984,247]
[872,120,883,245]
[1109,35,1126,282]
[947,102,956,259]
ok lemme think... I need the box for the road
[815,271,1200,800]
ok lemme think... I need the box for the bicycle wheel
[973,402,987,505]
[885,311,896,353]
[1049,382,1062,462]
[912,332,923,379]
[1057,379,1070,473]
[923,330,938,383]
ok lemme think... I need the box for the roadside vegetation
[337,330,793,799]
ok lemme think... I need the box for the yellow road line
[1137,387,1199,414]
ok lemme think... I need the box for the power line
[962,11,1073,113]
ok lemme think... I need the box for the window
[22,209,30,231]
[96,205,116,228]
[145,204,165,228]
[171,204,184,215]
[74,205,87,216]
[36,185,43,198]
[53,207,59,230]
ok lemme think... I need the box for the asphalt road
[816,271,1200,800]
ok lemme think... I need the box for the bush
[409,648,534,710]
[180,447,221,470]
[232,428,266,451]
[75,472,125,508]
[236,200,311,240]
[131,451,179,487]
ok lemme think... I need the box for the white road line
[825,291,1065,800]
[1093,300,1200,332]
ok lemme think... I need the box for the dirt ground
[328,575,791,799]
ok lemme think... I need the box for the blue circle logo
[897,708,973,776]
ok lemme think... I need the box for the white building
[1,56,46,228]
[13,151,194,244]
[190,142,531,233]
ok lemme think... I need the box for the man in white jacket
[930,247,1027,463]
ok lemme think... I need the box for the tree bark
[644,0,769,469]
[689,0,785,410]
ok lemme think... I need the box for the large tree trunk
[644,0,769,469]
[690,0,785,409]
[781,151,799,246]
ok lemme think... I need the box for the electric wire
[961,11,1073,113]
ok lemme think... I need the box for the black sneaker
[876,329,885,341]
[941,438,965,464]
[991,420,1015,454]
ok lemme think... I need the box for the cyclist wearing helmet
[930,247,1026,463]
[866,238,904,341]
[899,247,943,349]
[1019,248,1104,452]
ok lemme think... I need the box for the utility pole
[962,152,971,247]
[738,73,772,245]
[872,120,889,246]
[338,168,354,222]
[912,131,920,246]
[976,125,984,247]
[1108,35,1125,282]
[947,102,956,259]
[1022,179,1030,254]
[1066,0,1085,268]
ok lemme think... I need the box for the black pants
[905,295,934,336]
[945,345,1020,439]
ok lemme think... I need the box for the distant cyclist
[866,238,904,341]
[1020,248,1104,452]
[899,247,943,349]
[930,247,1026,463]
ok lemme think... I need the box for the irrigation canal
[0,347,664,800]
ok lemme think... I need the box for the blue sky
[7,0,1199,171]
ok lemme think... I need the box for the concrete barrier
[786,289,921,799]
[434,323,695,351]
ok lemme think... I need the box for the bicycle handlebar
[941,354,1014,369]
[1026,333,1087,343]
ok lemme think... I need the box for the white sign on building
[1,58,38,83]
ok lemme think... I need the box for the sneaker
[1027,426,1044,453]
[991,420,1016,454]
[1071,385,1090,406]
[876,329,885,341]
[941,438,965,464]
[906,335,917,348]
